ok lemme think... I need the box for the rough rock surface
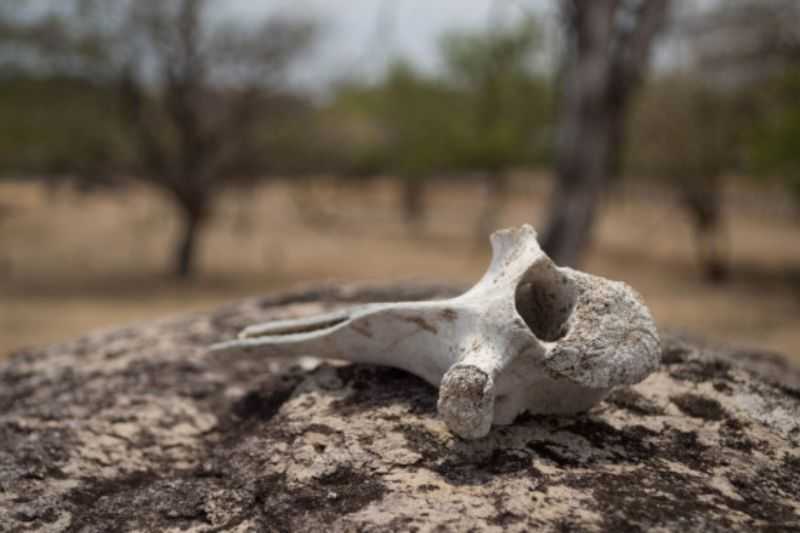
[1,283,799,532]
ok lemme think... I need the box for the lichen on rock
[1,283,799,532]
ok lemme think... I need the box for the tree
[687,0,800,208]
[326,17,552,235]
[386,64,466,228]
[542,0,670,266]
[119,1,316,278]
[346,62,466,229]
[619,0,800,281]
[0,3,124,184]
[686,0,800,85]
[748,68,800,207]
[0,0,316,278]
[0,76,126,184]
[440,16,552,239]
[627,77,741,281]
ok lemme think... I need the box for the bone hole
[514,261,577,342]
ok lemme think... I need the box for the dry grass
[1,176,798,362]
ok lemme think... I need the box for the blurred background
[1,0,798,360]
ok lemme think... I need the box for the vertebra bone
[211,225,660,439]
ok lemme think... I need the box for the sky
[218,1,731,90]
[223,0,552,86]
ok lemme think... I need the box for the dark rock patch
[259,467,387,531]
[671,393,728,421]
[661,344,691,365]
[331,365,437,416]
[607,388,664,416]
[571,468,735,532]
[397,423,450,462]
[563,418,658,464]
[0,423,73,483]
[434,449,539,486]
[719,418,755,452]
[231,373,303,422]
[669,358,733,383]
[526,441,583,468]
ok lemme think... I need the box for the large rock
[1,284,799,532]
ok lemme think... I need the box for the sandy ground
[1,176,798,362]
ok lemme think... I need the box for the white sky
[223,0,552,86]
[220,1,719,90]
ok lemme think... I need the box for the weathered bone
[211,225,660,439]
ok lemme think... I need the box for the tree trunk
[694,226,728,283]
[681,180,728,283]
[402,178,426,229]
[542,173,606,267]
[543,37,616,267]
[542,0,669,267]
[173,198,208,280]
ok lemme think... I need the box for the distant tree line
[0,0,317,278]
[627,0,800,281]
[323,16,553,235]
[1,0,799,280]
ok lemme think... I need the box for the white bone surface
[211,225,660,439]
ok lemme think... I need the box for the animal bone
[211,225,660,439]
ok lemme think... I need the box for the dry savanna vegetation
[2,177,798,362]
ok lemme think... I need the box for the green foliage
[0,3,553,190]
[321,64,467,179]
[440,16,552,172]
[379,62,470,177]
[0,0,318,185]
[0,2,130,180]
[746,68,800,202]
[0,76,130,179]
[322,17,552,182]
[627,68,800,207]
[626,76,741,182]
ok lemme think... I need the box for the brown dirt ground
[1,176,798,362]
